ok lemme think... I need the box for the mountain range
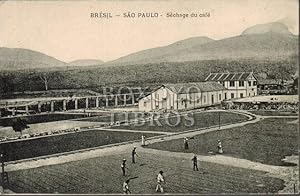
[0,22,298,70]
[107,22,298,65]
[0,48,66,70]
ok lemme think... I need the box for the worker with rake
[122,177,138,194]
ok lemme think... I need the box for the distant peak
[168,36,214,49]
[179,36,213,41]
[171,36,214,45]
[242,22,293,35]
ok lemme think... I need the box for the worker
[132,146,138,163]
[121,159,128,176]
[141,135,146,146]
[184,137,189,150]
[191,155,199,171]
[217,140,223,154]
[155,170,165,193]
[122,179,131,194]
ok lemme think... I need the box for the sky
[0,0,298,62]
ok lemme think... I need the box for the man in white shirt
[217,140,223,154]
[155,170,165,193]
[122,179,131,194]
[141,135,145,146]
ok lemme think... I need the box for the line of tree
[0,57,298,98]
[11,118,29,136]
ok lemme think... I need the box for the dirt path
[95,128,173,135]
[261,116,299,119]
[5,143,132,172]
[139,147,288,175]
[287,119,299,124]
[278,155,299,193]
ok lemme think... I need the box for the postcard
[0,0,298,194]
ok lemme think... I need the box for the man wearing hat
[121,159,128,176]
[184,137,189,150]
[132,146,138,163]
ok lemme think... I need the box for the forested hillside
[0,56,297,98]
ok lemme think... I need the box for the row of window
[227,92,255,99]
[144,92,257,107]
[163,93,224,106]
[226,81,257,87]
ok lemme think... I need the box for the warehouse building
[138,82,226,112]
[205,72,258,99]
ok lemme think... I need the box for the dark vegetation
[146,118,298,166]
[0,130,158,162]
[11,118,29,135]
[0,57,298,98]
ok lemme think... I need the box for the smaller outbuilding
[257,79,287,95]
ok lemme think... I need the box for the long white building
[138,82,226,112]
[205,72,258,100]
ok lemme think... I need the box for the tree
[0,73,15,98]
[11,118,29,136]
[39,73,50,91]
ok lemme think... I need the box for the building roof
[138,81,227,100]
[258,79,284,85]
[205,72,256,82]
[163,81,226,94]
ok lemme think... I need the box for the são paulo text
[123,12,159,18]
